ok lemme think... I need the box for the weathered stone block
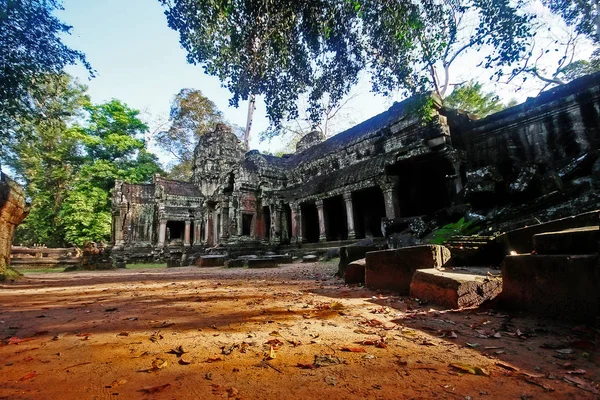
[365,245,451,293]
[500,254,600,320]
[410,268,501,309]
[533,226,599,255]
[302,255,318,263]
[344,258,366,284]
[167,258,181,268]
[196,255,226,267]
[226,259,246,268]
[338,245,382,277]
[264,254,293,263]
[247,258,279,268]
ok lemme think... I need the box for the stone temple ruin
[112,72,600,319]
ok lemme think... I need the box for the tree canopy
[5,74,162,247]
[159,0,532,128]
[444,81,516,117]
[155,88,224,180]
[0,0,93,134]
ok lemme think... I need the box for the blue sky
[57,0,389,161]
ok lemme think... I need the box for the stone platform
[533,226,598,255]
[500,254,599,319]
[195,255,226,267]
[365,245,451,293]
[410,267,502,309]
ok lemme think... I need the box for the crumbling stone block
[247,258,279,268]
[501,254,600,320]
[365,245,451,293]
[226,259,246,268]
[344,258,366,284]
[410,268,501,309]
[196,255,226,267]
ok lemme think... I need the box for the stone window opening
[282,204,292,243]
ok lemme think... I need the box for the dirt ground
[0,261,598,400]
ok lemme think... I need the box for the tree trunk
[244,95,256,152]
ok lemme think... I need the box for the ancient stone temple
[112,72,600,264]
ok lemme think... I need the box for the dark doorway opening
[262,206,271,240]
[353,187,385,238]
[242,213,253,236]
[387,156,454,216]
[324,195,347,240]
[301,202,320,243]
[166,221,185,243]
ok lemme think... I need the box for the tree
[444,81,515,117]
[6,73,89,246]
[155,88,224,180]
[159,0,532,128]
[542,0,600,44]
[5,74,162,246]
[0,0,93,136]
[60,100,162,246]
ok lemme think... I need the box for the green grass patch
[19,267,66,274]
[125,263,167,269]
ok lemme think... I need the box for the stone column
[315,199,326,242]
[183,220,191,246]
[381,184,401,220]
[205,212,213,246]
[290,203,298,243]
[220,199,230,240]
[343,192,356,239]
[272,202,282,244]
[296,204,303,243]
[237,209,243,236]
[113,212,123,246]
[157,219,167,247]
[193,219,202,245]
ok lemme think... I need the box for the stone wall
[0,172,29,277]
[449,73,600,173]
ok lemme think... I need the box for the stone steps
[533,226,599,255]
[410,267,502,309]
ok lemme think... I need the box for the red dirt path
[0,261,598,399]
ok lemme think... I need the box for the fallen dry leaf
[449,363,490,376]
[206,357,223,363]
[524,377,554,392]
[8,337,35,345]
[19,371,38,381]
[341,346,366,353]
[139,383,171,394]
[150,358,168,371]
[563,375,599,394]
[297,363,317,369]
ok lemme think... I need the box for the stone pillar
[296,204,303,243]
[193,219,202,245]
[183,220,191,246]
[113,213,123,246]
[271,202,282,244]
[220,199,230,240]
[290,203,298,243]
[343,192,356,239]
[158,219,167,247]
[315,199,326,242]
[237,209,243,236]
[381,184,401,220]
[205,212,213,246]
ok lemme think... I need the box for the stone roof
[155,176,202,197]
[254,94,433,170]
[121,183,155,204]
